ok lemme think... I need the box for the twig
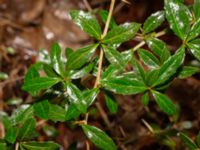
[141,119,154,134]
[15,142,19,150]
[83,0,93,12]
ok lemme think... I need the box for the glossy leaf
[187,18,200,41]
[33,100,50,120]
[105,94,118,114]
[66,83,87,113]
[82,125,117,150]
[66,44,98,70]
[164,0,190,39]
[23,77,61,93]
[146,38,171,62]
[152,90,177,115]
[99,10,117,29]
[65,48,73,58]
[70,10,102,39]
[138,48,160,68]
[83,88,99,106]
[65,104,81,121]
[141,92,149,106]
[194,0,200,19]
[132,58,145,82]
[20,141,60,150]
[153,46,185,86]
[102,22,141,44]
[143,11,165,33]
[179,133,198,150]
[101,75,147,95]
[145,69,159,86]
[187,39,200,61]
[43,64,59,78]
[18,118,36,141]
[5,127,18,144]
[50,43,64,77]
[48,104,66,122]
[178,66,199,79]
[102,45,126,69]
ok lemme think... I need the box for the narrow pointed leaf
[132,58,145,82]
[70,10,102,39]
[99,10,117,29]
[102,22,141,44]
[145,69,159,86]
[65,104,81,121]
[152,90,177,115]
[138,48,160,68]
[48,104,66,122]
[66,44,98,70]
[105,94,118,114]
[141,92,149,106]
[179,133,198,150]
[23,77,61,93]
[146,38,171,62]
[50,43,64,77]
[82,125,117,150]
[143,11,165,33]
[187,39,200,61]
[5,127,18,144]
[0,143,6,150]
[164,0,190,39]
[153,46,185,86]
[33,100,50,120]
[43,64,59,78]
[83,88,99,106]
[197,132,200,147]
[20,141,60,150]
[178,66,199,79]
[194,0,200,19]
[101,75,147,95]
[187,18,200,41]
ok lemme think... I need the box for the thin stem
[86,141,90,150]
[83,0,92,12]
[15,142,19,150]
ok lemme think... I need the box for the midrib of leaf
[50,109,66,119]
[37,103,47,118]
[21,143,50,149]
[82,19,100,39]
[20,120,34,140]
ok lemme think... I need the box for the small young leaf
[66,83,87,113]
[194,0,200,19]
[138,48,160,68]
[132,58,146,82]
[50,43,64,77]
[146,38,171,62]
[18,118,36,141]
[20,141,60,150]
[99,10,117,29]
[105,94,118,114]
[187,18,200,41]
[102,22,141,44]
[164,0,190,39]
[178,66,199,79]
[102,45,126,69]
[5,127,18,144]
[82,125,117,150]
[179,132,198,150]
[23,77,61,93]
[141,92,149,106]
[152,90,177,115]
[66,44,98,70]
[70,10,102,39]
[153,46,185,86]
[48,104,66,122]
[33,100,50,120]
[0,72,8,80]
[65,104,81,121]
[101,75,147,95]
[187,38,200,61]
[143,11,165,34]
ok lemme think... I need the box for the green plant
[1,0,200,149]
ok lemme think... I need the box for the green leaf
[69,62,94,79]
[178,66,199,79]
[66,44,98,70]
[50,43,64,77]
[152,90,177,115]
[65,104,81,121]
[138,48,160,68]
[179,132,198,150]
[48,104,66,122]
[145,69,159,86]
[105,94,118,114]
[70,10,102,39]
[143,11,165,34]
[132,58,145,82]
[18,118,36,141]
[20,141,60,150]
[66,83,87,113]
[164,0,190,39]
[82,125,117,150]
[153,46,185,86]
[33,100,50,120]
[101,75,147,95]
[187,18,200,41]
[99,10,117,29]
[0,143,6,150]
[65,48,73,58]
[6,97,22,106]
[102,45,126,69]
[102,22,141,44]
[197,131,200,147]
[43,64,59,78]
[141,92,149,106]
[83,88,99,106]
[5,127,18,144]
[194,0,200,19]
[0,72,8,80]
[146,38,171,63]
[187,39,200,61]
[23,77,61,93]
